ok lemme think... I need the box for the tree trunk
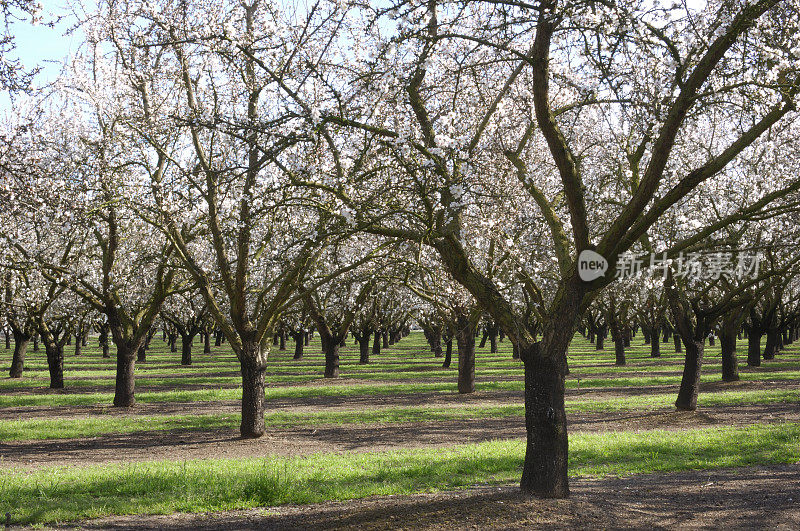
[650,333,660,357]
[279,332,286,351]
[747,329,762,366]
[4,329,9,350]
[46,343,64,389]
[673,332,682,353]
[113,345,137,407]
[479,330,488,348]
[443,338,452,368]
[595,328,605,350]
[720,326,739,382]
[763,329,779,360]
[610,321,625,366]
[33,334,39,351]
[181,334,193,366]
[239,344,267,438]
[74,331,83,356]
[675,339,704,411]
[490,329,499,353]
[10,330,30,378]
[99,325,110,358]
[322,336,340,378]
[382,330,389,348]
[456,315,476,394]
[137,345,146,363]
[292,332,304,360]
[358,334,370,364]
[372,331,381,356]
[520,343,569,498]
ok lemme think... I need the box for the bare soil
[57,464,800,530]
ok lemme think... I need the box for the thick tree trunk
[239,345,267,438]
[520,343,569,498]
[382,330,389,348]
[456,315,476,394]
[137,345,146,363]
[747,330,762,366]
[4,329,9,350]
[675,339,704,411]
[443,338,452,368]
[181,334,193,366]
[372,331,381,356]
[46,343,64,389]
[358,335,370,364]
[278,332,286,351]
[322,336,340,378]
[490,329,499,354]
[763,329,779,360]
[610,321,625,366]
[204,332,212,354]
[292,332,304,360]
[113,345,137,407]
[595,328,605,350]
[10,330,30,378]
[74,332,83,356]
[99,325,110,358]
[479,330,488,349]
[33,334,39,352]
[673,332,682,353]
[650,333,660,357]
[720,327,739,382]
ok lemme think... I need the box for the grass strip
[1,423,798,525]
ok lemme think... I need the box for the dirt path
[3,404,798,470]
[57,464,800,530]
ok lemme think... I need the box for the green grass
[1,422,798,525]
[3,388,798,442]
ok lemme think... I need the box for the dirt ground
[3,402,799,470]
[56,464,800,530]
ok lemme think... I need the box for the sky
[0,0,88,112]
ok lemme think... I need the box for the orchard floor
[64,465,800,530]
[2,332,800,528]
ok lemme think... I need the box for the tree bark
[673,332,682,353]
[763,329,779,360]
[292,332,304,360]
[443,337,452,368]
[181,334,194,366]
[74,331,83,356]
[520,343,569,498]
[747,329,762,366]
[113,345,137,407]
[675,339,704,411]
[322,335,340,378]
[456,314,476,394]
[650,332,660,357]
[9,329,30,378]
[239,343,267,438]
[99,325,111,358]
[204,331,212,354]
[358,334,370,364]
[720,327,739,382]
[372,330,381,356]
[46,343,64,389]
[610,321,625,366]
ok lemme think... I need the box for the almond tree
[313,0,800,496]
